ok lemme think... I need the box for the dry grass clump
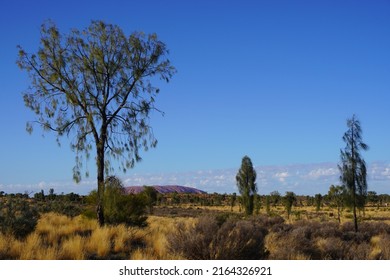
[83,224,148,259]
[130,216,194,260]
[36,213,96,247]
[59,235,85,260]
[373,234,390,259]
[0,233,23,259]
[84,226,113,258]
[19,233,44,259]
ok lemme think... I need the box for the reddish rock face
[124,185,207,194]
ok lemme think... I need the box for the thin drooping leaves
[338,114,368,232]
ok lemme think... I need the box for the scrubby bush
[266,220,322,259]
[0,198,40,239]
[265,219,390,260]
[168,215,269,260]
[106,194,148,227]
[140,186,158,214]
[211,218,268,259]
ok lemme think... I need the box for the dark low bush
[0,198,40,239]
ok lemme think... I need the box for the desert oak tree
[17,20,176,225]
[338,114,368,232]
[236,155,257,215]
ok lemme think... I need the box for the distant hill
[124,185,207,194]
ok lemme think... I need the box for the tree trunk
[351,123,358,232]
[96,142,105,226]
[352,190,358,232]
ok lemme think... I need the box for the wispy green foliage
[338,114,369,232]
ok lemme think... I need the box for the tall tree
[236,155,257,215]
[338,114,369,232]
[17,20,176,225]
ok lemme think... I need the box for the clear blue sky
[1,0,389,194]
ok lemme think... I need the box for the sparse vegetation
[2,191,390,260]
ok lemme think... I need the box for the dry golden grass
[60,235,85,260]
[0,212,147,260]
[370,235,382,259]
[85,226,113,257]
[19,233,42,259]
[112,224,130,253]
[0,211,197,260]
[129,215,195,260]
[0,233,22,259]
[0,234,8,257]
[2,205,390,260]
[36,213,96,247]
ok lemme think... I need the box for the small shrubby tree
[230,192,237,212]
[283,192,296,219]
[314,193,322,212]
[328,185,347,223]
[265,196,271,214]
[236,156,257,216]
[270,191,281,208]
[254,194,262,215]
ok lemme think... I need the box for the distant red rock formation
[124,185,207,194]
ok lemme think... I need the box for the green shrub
[105,194,147,227]
[85,176,148,227]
